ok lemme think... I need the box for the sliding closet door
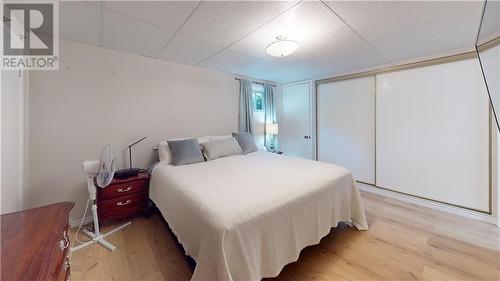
[317,77,375,184]
[376,59,490,212]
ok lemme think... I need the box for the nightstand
[97,172,150,224]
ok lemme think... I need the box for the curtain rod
[235,77,277,87]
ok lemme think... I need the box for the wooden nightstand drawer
[99,180,146,200]
[99,204,146,221]
[96,172,150,224]
[98,192,147,217]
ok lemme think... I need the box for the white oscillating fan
[71,144,131,253]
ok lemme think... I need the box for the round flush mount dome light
[265,35,298,57]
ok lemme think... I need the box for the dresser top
[1,202,74,281]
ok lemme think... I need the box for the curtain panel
[238,79,254,135]
[264,84,277,150]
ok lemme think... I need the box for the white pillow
[197,135,232,144]
[200,138,243,161]
[159,135,233,163]
[158,140,173,164]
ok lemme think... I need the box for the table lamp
[114,136,147,179]
[266,123,279,151]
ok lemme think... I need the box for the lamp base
[114,168,141,179]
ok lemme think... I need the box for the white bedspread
[150,151,368,281]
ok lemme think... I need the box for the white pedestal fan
[70,144,131,252]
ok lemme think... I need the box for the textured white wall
[28,39,239,221]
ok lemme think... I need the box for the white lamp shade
[266,123,279,135]
[265,40,298,57]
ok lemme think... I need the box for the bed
[150,150,368,281]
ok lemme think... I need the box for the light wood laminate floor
[70,191,500,281]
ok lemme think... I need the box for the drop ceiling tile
[298,30,385,80]
[228,59,312,83]
[230,1,344,59]
[287,26,385,78]
[60,1,486,84]
[229,59,308,84]
[372,7,482,62]
[102,10,174,58]
[59,1,101,45]
[478,1,500,44]
[288,47,385,82]
[324,1,482,42]
[231,24,386,83]
[179,1,296,47]
[83,1,101,6]
[229,60,288,81]
[268,67,315,84]
[198,50,257,72]
[103,1,200,31]
[157,35,222,65]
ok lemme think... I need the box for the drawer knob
[117,186,132,193]
[59,231,69,250]
[117,199,131,206]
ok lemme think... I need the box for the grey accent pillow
[200,138,243,161]
[232,132,258,154]
[167,139,205,166]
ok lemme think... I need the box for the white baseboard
[357,182,499,227]
[69,216,93,228]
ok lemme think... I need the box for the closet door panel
[376,59,490,212]
[317,77,376,184]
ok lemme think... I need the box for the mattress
[150,151,368,281]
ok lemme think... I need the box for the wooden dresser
[1,202,74,281]
[97,172,150,223]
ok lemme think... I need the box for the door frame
[1,68,25,213]
[282,80,315,160]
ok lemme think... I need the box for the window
[252,83,264,111]
[254,93,263,111]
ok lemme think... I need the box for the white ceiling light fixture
[265,35,298,57]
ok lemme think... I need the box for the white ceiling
[59,1,485,84]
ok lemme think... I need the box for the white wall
[1,70,23,214]
[28,39,239,221]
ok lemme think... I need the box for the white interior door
[282,81,313,159]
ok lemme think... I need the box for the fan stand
[70,175,131,253]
